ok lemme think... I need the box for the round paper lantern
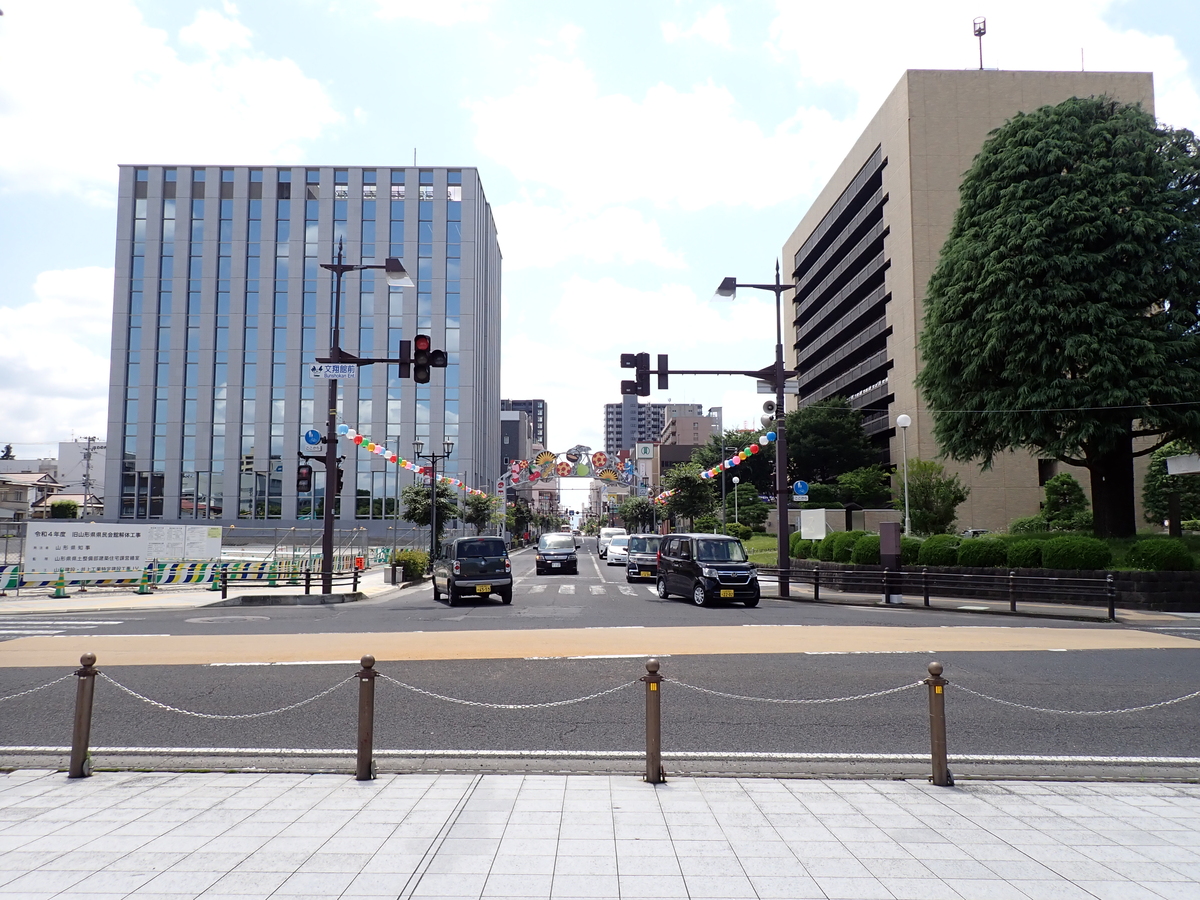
[353,435,364,445]
[759,435,769,446]
[389,454,398,463]
[766,431,777,441]
[345,429,357,440]
[749,444,759,454]
[337,424,349,435]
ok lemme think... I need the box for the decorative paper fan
[596,467,619,482]
[534,450,556,466]
[556,461,572,477]
[591,451,608,468]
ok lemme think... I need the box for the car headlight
[536,555,544,561]
[701,567,719,579]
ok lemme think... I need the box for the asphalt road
[2,539,1199,773]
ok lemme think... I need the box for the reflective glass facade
[106,165,502,532]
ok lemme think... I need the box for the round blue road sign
[793,480,809,495]
[304,429,322,445]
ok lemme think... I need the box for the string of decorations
[335,424,488,496]
[654,430,779,506]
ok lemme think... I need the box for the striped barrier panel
[0,566,19,590]
[154,562,221,585]
[15,570,140,588]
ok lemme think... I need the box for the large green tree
[463,493,501,534]
[897,459,970,536]
[1143,441,1200,525]
[661,462,713,525]
[617,496,655,532]
[401,482,459,556]
[784,398,877,485]
[918,96,1200,538]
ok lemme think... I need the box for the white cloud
[767,0,1200,133]
[0,267,113,445]
[662,6,731,48]
[373,0,496,25]
[493,201,686,271]
[179,7,252,55]
[502,276,777,452]
[0,0,341,200]
[469,56,857,213]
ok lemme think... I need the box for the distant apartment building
[604,396,703,455]
[104,164,501,533]
[782,69,1155,532]
[501,399,548,448]
[661,415,716,447]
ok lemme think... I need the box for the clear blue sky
[1,0,1198,475]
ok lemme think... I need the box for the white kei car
[606,534,630,566]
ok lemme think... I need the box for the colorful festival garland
[336,424,488,496]
[653,431,778,505]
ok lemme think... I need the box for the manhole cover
[185,615,272,623]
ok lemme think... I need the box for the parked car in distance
[625,534,662,582]
[431,536,512,606]
[536,533,578,575]
[960,528,990,539]
[656,533,759,607]
[597,527,627,558]
[606,534,630,566]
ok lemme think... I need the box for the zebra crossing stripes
[0,619,124,637]
[558,585,575,595]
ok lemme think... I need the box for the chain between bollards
[924,661,953,786]
[356,655,377,781]
[641,658,664,784]
[68,652,98,779]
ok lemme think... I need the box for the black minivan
[656,533,759,607]
[432,536,513,605]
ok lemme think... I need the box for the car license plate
[552,562,561,568]
[476,584,491,593]
[720,589,734,598]
[640,570,651,577]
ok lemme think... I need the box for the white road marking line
[527,584,547,593]
[589,585,606,595]
[0,630,66,635]
[645,586,658,596]
[618,586,637,596]
[957,605,990,611]
[2,745,1197,765]
[207,660,362,667]
[0,620,123,625]
[558,585,575,595]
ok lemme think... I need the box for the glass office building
[104,165,501,533]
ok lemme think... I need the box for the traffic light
[296,464,313,493]
[657,354,669,390]
[335,467,345,494]
[413,334,431,384]
[620,351,651,396]
[396,340,411,379]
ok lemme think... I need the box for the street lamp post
[708,406,726,530]
[316,242,413,595]
[896,414,912,536]
[715,262,798,594]
[413,439,454,570]
[732,476,740,524]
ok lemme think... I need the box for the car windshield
[628,536,661,554]
[457,539,506,559]
[600,529,624,539]
[610,536,628,548]
[695,539,748,562]
[539,535,575,550]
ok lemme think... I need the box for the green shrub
[1009,515,1048,534]
[391,549,429,580]
[693,515,719,533]
[1127,539,1195,571]
[789,533,814,559]
[901,536,922,565]
[917,534,960,566]
[1041,536,1112,571]
[1183,520,1200,531]
[726,523,753,541]
[1007,539,1044,568]
[830,530,868,563]
[956,538,1008,568]
[815,535,836,561]
[849,534,880,565]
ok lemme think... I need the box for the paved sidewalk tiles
[1,770,1198,899]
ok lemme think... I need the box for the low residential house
[0,473,63,520]
[30,491,102,519]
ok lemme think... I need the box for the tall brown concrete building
[783,69,1155,532]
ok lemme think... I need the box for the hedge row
[788,531,1195,572]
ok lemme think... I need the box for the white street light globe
[897,414,911,428]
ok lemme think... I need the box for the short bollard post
[1107,573,1116,621]
[355,655,377,781]
[812,566,820,602]
[924,661,953,787]
[882,567,890,604]
[353,567,360,592]
[221,569,228,600]
[68,652,99,779]
[1009,570,1017,613]
[922,567,930,607]
[641,658,664,784]
[304,567,312,595]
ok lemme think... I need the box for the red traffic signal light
[414,334,431,353]
[413,334,431,384]
[296,464,313,493]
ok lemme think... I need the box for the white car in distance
[598,527,626,558]
[606,535,630,566]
